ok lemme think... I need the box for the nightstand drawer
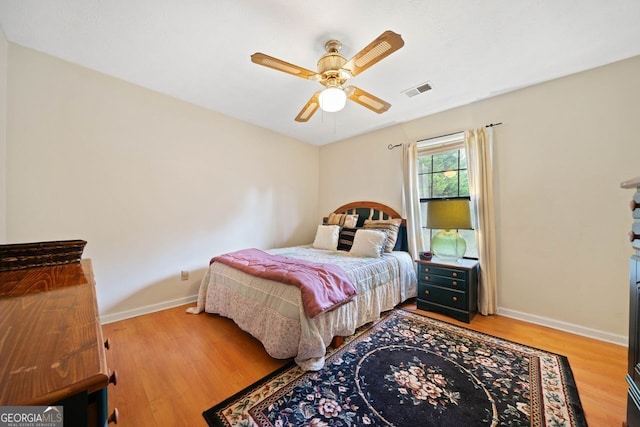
[418,263,467,280]
[417,264,468,289]
[419,273,466,290]
[418,283,467,311]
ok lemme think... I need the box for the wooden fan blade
[345,86,391,113]
[295,91,321,122]
[342,30,404,77]
[251,52,317,80]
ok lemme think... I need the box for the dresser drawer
[418,263,467,280]
[418,264,467,290]
[418,283,467,311]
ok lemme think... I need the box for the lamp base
[431,230,467,261]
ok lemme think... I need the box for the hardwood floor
[102,301,627,426]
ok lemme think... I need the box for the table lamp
[426,198,472,261]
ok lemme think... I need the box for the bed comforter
[188,245,417,370]
[210,248,356,317]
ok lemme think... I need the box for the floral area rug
[203,309,587,426]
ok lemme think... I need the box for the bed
[187,201,417,370]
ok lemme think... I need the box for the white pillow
[312,225,340,250]
[349,229,387,258]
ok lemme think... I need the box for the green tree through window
[418,149,469,199]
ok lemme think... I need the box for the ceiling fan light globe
[319,87,347,112]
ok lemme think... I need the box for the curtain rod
[387,122,503,150]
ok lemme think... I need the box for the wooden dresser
[622,177,640,427]
[0,242,118,426]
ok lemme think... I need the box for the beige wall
[0,28,7,242]
[320,56,640,343]
[6,44,319,321]
[5,39,639,342]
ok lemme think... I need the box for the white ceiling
[1,0,639,146]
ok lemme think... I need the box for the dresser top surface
[0,259,108,405]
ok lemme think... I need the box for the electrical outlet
[180,270,189,281]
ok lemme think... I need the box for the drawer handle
[424,275,430,281]
[452,272,458,277]
[109,370,118,386]
[108,408,119,424]
[631,200,640,211]
[104,338,111,350]
[630,231,640,242]
[452,281,458,286]
[425,290,430,295]
[425,267,430,272]
[452,296,458,302]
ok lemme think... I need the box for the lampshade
[426,199,472,261]
[426,199,472,230]
[318,87,347,112]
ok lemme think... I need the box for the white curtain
[401,142,424,260]
[464,127,498,315]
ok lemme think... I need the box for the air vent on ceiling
[402,81,432,98]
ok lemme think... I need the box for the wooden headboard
[331,201,406,226]
[325,201,409,252]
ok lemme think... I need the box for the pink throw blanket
[211,248,356,318]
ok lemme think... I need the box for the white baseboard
[100,295,198,325]
[497,307,628,347]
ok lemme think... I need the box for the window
[417,133,478,258]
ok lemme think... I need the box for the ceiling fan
[250,30,404,122]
